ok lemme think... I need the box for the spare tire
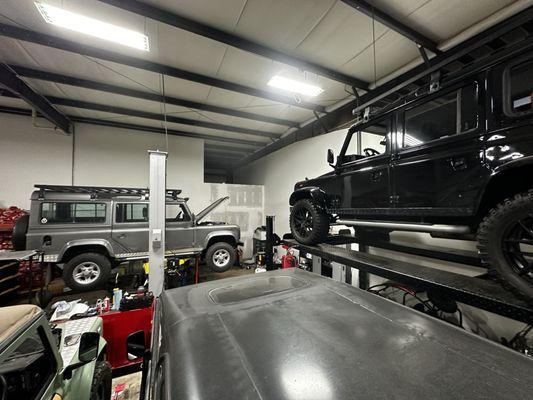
[12,214,29,251]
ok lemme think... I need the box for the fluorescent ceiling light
[267,75,323,97]
[35,2,150,51]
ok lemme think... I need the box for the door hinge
[389,195,400,205]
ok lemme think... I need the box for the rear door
[112,202,149,253]
[392,79,486,216]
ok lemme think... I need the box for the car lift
[283,233,533,324]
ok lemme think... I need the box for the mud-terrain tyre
[206,242,236,273]
[90,361,112,400]
[63,253,111,292]
[477,190,533,300]
[290,199,330,245]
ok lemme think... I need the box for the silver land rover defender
[13,185,242,291]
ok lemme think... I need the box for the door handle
[371,171,383,181]
[448,157,467,171]
[118,233,127,239]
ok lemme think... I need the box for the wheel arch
[204,233,237,252]
[58,240,114,263]
[289,187,328,208]
[476,160,533,223]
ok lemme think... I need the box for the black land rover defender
[289,44,533,298]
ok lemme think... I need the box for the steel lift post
[148,150,168,297]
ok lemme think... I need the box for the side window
[402,82,478,148]
[116,203,148,223]
[508,58,533,115]
[166,204,190,222]
[40,202,106,224]
[0,327,57,400]
[343,118,390,162]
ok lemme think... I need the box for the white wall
[0,113,264,256]
[0,113,207,209]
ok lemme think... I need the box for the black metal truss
[0,23,326,112]
[237,6,533,168]
[10,65,299,128]
[340,0,440,54]
[98,0,369,90]
[0,63,71,133]
[0,105,266,147]
[0,90,280,139]
[205,143,253,154]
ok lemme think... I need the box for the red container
[100,306,153,370]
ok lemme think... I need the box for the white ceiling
[0,0,523,167]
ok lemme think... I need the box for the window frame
[399,80,481,151]
[39,201,107,225]
[503,55,533,118]
[338,114,393,167]
[165,202,191,223]
[114,202,149,224]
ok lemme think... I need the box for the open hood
[195,196,229,222]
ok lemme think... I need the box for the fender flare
[58,239,115,262]
[203,230,239,249]
[476,155,533,213]
[289,187,328,208]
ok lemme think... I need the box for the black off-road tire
[477,190,533,300]
[90,361,112,400]
[206,242,236,273]
[11,214,29,251]
[63,253,111,292]
[290,199,330,245]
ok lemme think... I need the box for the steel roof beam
[10,65,299,128]
[0,23,326,112]
[98,0,369,89]
[205,144,252,154]
[0,63,71,133]
[2,91,280,139]
[0,105,266,147]
[341,0,440,54]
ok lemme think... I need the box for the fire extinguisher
[281,245,296,269]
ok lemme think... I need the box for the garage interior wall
[235,128,526,342]
[0,112,264,256]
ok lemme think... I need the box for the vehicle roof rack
[34,184,183,199]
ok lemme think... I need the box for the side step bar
[335,219,470,234]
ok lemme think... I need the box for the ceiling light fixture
[267,75,324,97]
[34,2,150,51]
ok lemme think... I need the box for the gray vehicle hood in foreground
[195,196,229,223]
[158,268,532,400]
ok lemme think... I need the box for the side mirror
[79,332,100,362]
[327,149,335,166]
[63,332,100,379]
[126,330,146,361]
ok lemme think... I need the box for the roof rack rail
[34,184,182,199]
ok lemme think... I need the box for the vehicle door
[165,202,195,250]
[334,115,393,211]
[112,202,149,253]
[392,78,486,216]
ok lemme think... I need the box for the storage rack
[283,235,533,324]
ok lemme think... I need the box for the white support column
[148,150,167,297]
